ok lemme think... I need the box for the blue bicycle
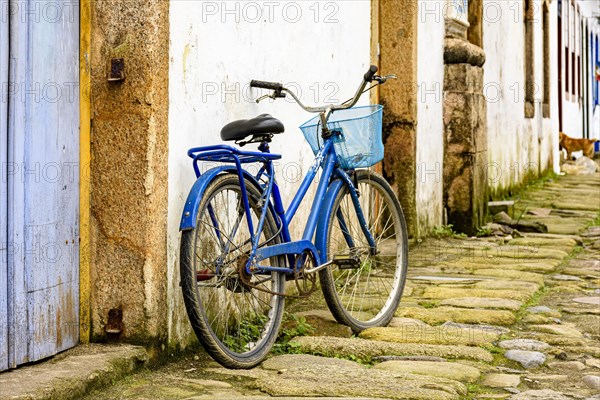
[179,66,408,368]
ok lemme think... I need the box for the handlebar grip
[250,80,284,91]
[364,65,378,82]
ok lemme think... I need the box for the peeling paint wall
[167,1,371,346]
[90,1,170,343]
[484,0,555,194]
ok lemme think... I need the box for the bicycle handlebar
[250,80,284,91]
[250,65,386,114]
[364,65,378,82]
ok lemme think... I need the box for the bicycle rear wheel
[180,173,285,369]
[319,170,408,333]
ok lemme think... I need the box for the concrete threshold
[0,344,148,400]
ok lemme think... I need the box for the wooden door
[1,0,9,372]
[2,0,80,370]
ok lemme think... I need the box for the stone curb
[0,344,148,400]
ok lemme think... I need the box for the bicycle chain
[235,254,318,298]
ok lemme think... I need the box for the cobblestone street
[78,173,599,400]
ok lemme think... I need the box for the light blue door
[2,0,80,370]
[1,0,9,372]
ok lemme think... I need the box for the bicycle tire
[180,173,285,369]
[319,170,408,333]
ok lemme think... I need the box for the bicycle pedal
[196,268,215,281]
[332,257,360,270]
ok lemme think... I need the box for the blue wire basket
[299,105,384,169]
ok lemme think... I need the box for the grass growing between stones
[273,313,315,355]
[476,226,493,237]
[493,170,559,203]
[584,211,600,227]
[569,245,584,257]
[285,337,376,366]
[480,343,505,356]
[419,301,439,309]
[465,382,485,399]
[479,342,525,372]
[432,224,468,239]
[514,286,549,321]
[334,353,375,366]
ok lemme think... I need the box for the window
[543,2,550,117]
[467,0,482,48]
[577,7,581,99]
[571,1,575,96]
[524,0,535,117]
[570,3,575,48]
[565,1,569,94]
[592,35,600,107]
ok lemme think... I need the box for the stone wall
[89,0,170,343]
[443,20,488,236]
[443,62,488,235]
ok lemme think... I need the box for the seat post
[258,141,270,153]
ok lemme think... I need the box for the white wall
[559,0,600,141]
[167,0,372,345]
[416,0,445,233]
[484,0,555,193]
[550,0,561,173]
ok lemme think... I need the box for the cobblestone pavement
[85,173,600,400]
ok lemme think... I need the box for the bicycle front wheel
[180,173,285,369]
[319,170,408,333]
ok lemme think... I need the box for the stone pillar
[89,0,170,343]
[379,0,419,236]
[443,5,488,236]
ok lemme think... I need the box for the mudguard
[179,166,269,231]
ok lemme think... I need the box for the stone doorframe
[88,0,170,344]
[443,0,489,236]
[378,1,419,236]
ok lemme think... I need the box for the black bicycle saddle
[220,114,284,142]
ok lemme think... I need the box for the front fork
[334,169,378,256]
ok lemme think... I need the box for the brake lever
[255,90,286,103]
[255,94,271,103]
[373,74,398,84]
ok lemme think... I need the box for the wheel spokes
[329,178,402,322]
[193,185,279,354]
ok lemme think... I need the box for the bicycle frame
[180,133,378,277]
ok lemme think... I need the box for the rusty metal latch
[108,58,125,82]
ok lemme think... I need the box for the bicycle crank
[292,251,318,297]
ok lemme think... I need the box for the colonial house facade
[1,0,598,368]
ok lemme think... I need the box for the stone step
[0,344,148,400]
[397,306,516,326]
[473,269,545,283]
[439,297,523,311]
[373,360,481,383]
[521,233,583,245]
[437,260,561,273]
[290,336,494,362]
[257,354,466,400]
[421,287,531,302]
[359,324,500,346]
